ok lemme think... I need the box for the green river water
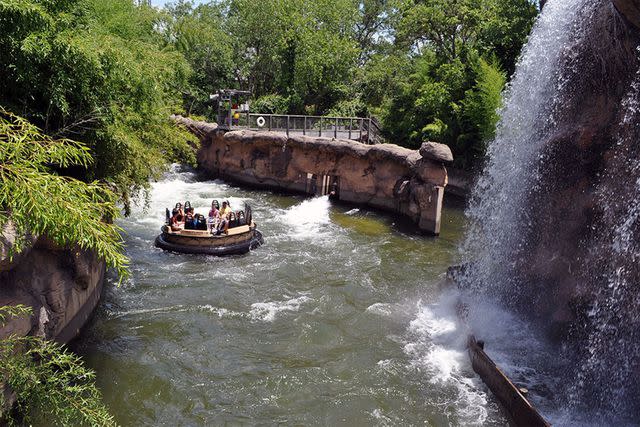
[74,166,506,426]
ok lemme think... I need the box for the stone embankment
[173,115,452,235]
[0,222,105,419]
[0,222,105,343]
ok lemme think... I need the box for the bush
[1,306,115,426]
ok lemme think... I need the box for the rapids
[73,166,508,426]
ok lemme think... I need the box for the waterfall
[462,0,595,303]
[460,0,640,419]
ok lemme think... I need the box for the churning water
[74,166,510,426]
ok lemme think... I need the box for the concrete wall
[175,116,450,235]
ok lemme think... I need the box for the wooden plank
[227,225,250,236]
[467,335,550,427]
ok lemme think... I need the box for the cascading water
[460,0,640,422]
[462,0,593,303]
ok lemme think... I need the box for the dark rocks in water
[419,142,454,163]
[612,0,640,28]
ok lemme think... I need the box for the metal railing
[222,113,383,144]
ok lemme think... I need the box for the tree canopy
[163,0,538,169]
[0,0,197,207]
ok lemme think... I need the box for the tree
[0,108,128,278]
[0,0,197,209]
[0,110,126,425]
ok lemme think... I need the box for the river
[74,165,507,426]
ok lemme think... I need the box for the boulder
[419,142,453,163]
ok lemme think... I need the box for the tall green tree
[164,0,537,169]
[0,0,197,208]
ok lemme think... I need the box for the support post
[334,118,338,139]
[320,117,323,137]
[418,185,445,235]
[349,118,352,140]
[303,117,307,136]
[287,115,290,137]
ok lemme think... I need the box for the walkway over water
[222,113,384,144]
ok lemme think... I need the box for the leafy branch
[0,306,116,426]
[0,108,129,280]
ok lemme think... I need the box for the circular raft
[155,225,264,256]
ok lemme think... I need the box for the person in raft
[208,200,220,232]
[170,203,185,231]
[184,206,196,229]
[216,201,232,235]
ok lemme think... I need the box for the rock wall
[461,0,640,414]
[0,224,106,344]
[174,116,451,235]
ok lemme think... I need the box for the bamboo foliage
[0,306,116,426]
[0,108,129,280]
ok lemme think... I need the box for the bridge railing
[226,113,382,144]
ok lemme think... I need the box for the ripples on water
[74,166,508,426]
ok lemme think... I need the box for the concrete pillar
[419,185,445,235]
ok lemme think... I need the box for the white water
[455,0,640,423]
[464,0,593,295]
[80,165,491,425]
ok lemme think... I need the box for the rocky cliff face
[175,116,452,235]
[613,0,640,28]
[462,0,640,414]
[0,222,105,344]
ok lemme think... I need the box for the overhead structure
[210,89,252,131]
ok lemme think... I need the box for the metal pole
[334,118,338,139]
[269,115,272,131]
[319,117,323,137]
[349,118,352,140]
[303,117,306,136]
[359,118,363,142]
[367,119,371,144]
[287,115,290,137]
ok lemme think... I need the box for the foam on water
[87,164,490,424]
[281,196,332,239]
[403,292,492,425]
[249,295,312,322]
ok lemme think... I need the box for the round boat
[155,224,264,256]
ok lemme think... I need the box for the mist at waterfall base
[457,0,640,424]
[74,166,515,425]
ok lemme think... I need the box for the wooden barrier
[467,334,550,426]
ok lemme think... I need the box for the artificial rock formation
[461,0,640,414]
[613,0,640,28]
[0,231,105,344]
[174,116,450,235]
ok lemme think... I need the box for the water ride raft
[155,224,263,255]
